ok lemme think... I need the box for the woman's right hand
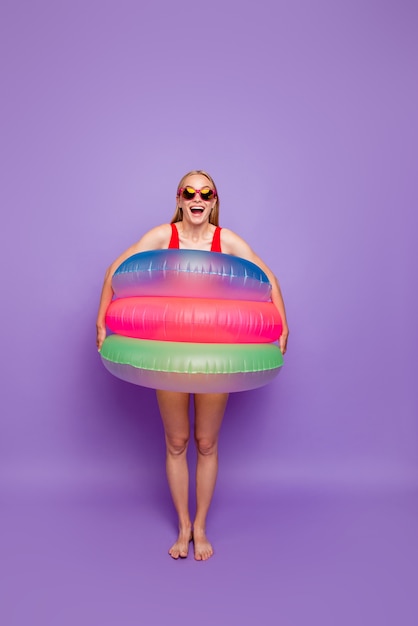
[96,325,107,352]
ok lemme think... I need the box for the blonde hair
[170,170,220,226]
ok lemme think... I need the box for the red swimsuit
[168,223,222,252]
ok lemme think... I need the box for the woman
[96,170,289,560]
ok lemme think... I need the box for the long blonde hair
[170,170,220,226]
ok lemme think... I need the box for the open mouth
[190,207,204,214]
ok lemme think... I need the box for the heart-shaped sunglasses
[178,186,217,201]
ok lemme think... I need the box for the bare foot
[168,527,192,559]
[193,528,214,561]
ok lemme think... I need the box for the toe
[169,544,180,559]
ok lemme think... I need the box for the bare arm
[221,228,289,354]
[96,223,171,350]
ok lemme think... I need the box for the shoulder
[217,228,285,324]
[220,228,270,275]
[133,223,172,252]
[108,224,172,274]
[220,228,254,257]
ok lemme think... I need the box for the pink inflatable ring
[106,296,282,343]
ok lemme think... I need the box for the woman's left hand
[280,327,289,355]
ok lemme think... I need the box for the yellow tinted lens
[183,186,196,199]
[200,187,214,199]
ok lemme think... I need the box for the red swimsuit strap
[168,223,180,249]
[211,226,222,252]
[168,223,222,252]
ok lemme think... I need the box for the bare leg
[193,392,229,561]
[156,390,192,559]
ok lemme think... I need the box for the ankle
[192,522,207,534]
[179,520,192,533]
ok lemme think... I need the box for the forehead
[182,174,212,189]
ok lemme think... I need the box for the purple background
[1,1,417,625]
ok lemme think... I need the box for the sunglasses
[178,186,217,201]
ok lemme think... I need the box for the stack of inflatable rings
[100,249,283,393]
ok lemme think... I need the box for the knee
[195,437,217,457]
[166,436,189,456]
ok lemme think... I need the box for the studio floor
[2,485,417,626]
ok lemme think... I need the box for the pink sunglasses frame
[177,186,217,200]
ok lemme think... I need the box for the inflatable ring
[112,249,272,301]
[101,335,283,393]
[101,249,283,393]
[105,296,282,343]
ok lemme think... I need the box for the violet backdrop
[1,1,417,625]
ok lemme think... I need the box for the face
[177,174,217,224]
